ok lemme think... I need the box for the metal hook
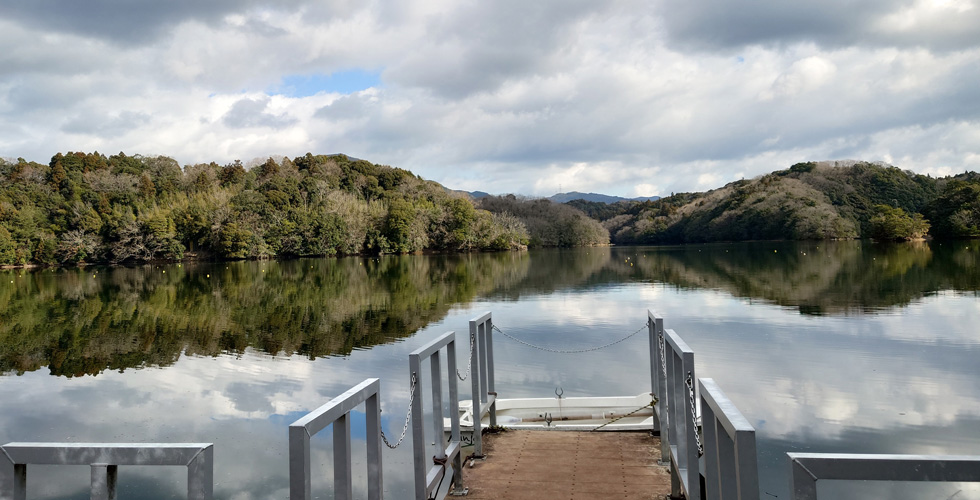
[544,412,553,427]
[555,387,563,399]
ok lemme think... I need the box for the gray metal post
[288,425,312,500]
[333,413,353,500]
[648,310,670,466]
[431,351,446,461]
[90,464,117,500]
[700,378,758,500]
[410,353,426,500]
[469,317,484,457]
[485,316,496,427]
[665,328,699,500]
[787,453,980,500]
[409,330,467,499]
[187,446,213,500]
[288,378,382,500]
[448,336,465,495]
[365,392,383,500]
[0,450,27,500]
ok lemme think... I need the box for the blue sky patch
[274,69,381,97]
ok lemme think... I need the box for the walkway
[460,430,671,500]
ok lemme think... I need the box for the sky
[1,0,979,198]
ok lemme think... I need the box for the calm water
[2,241,980,499]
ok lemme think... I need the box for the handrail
[409,331,465,499]
[648,310,669,463]
[0,442,213,500]
[289,378,383,500]
[788,453,980,499]
[700,378,759,500]
[663,327,700,500]
[469,311,496,457]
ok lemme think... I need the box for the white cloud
[0,0,979,197]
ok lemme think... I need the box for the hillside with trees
[0,152,529,266]
[596,161,979,244]
[477,195,610,247]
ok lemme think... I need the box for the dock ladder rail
[409,331,466,499]
[0,442,214,500]
[699,378,759,500]
[468,312,496,458]
[787,453,980,499]
[649,310,761,500]
[289,378,384,500]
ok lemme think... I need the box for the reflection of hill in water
[0,252,531,377]
[4,240,979,376]
[623,240,980,315]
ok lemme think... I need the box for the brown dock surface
[459,430,670,500]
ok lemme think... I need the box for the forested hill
[585,161,980,244]
[0,152,530,266]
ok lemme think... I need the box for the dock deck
[460,430,671,500]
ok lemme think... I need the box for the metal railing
[0,442,213,500]
[700,378,758,500]
[787,453,980,499]
[409,331,465,499]
[289,378,383,500]
[468,312,496,457]
[662,326,700,500]
[648,310,668,461]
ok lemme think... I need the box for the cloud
[0,0,979,197]
[221,96,298,129]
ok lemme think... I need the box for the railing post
[365,391,383,500]
[409,331,466,499]
[648,310,670,466]
[0,451,27,500]
[469,312,494,457]
[334,413,353,500]
[700,378,758,500]
[90,464,117,500]
[665,328,700,500]
[288,423,312,500]
[288,378,383,500]
[410,351,427,500]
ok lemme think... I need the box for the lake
[1,241,979,499]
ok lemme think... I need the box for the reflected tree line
[3,240,980,376]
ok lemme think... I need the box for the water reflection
[2,242,980,499]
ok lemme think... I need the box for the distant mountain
[549,191,660,203]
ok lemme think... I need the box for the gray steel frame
[700,378,759,500]
[289,378,383,500]
[648,310,668,462]
[468,312,496,457]
[663,327,700,500]
[788,453,980,499]
[0,442,213,500]
[409,331,465,499]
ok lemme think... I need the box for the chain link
[685,372,703,457]
[590,394,659,432]
[658,331,669,429]
[456,331,475,381]
[492,324,646,354]
[380,372,417,449]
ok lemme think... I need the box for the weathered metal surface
[787,453,980,500]
[700,378,759,500]
[0,442,213,500]
[288,377,382,500]
[461,430,670,500]
[469,311,496,457]
[409,330,464,499]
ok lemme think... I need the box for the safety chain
[658,330,667,378]
[658,331,669,429]
[492,324,646,354]
[380,372,417,449]
[590,395,659,432]
[685,372,703,457]
[456,331,475,381]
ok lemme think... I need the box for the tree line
[585,161,980,244]
[0,152,531,266]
